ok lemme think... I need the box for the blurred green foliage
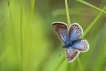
[0,0,105,71]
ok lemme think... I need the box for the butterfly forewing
[72,40,89,52]
[52,22,68,43]
[68,23,83,41]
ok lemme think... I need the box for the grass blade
[54,56,65,71]
[77,0,106,13]
[77,57,84,71]
[0,47,11,63]
[20,0,23,70]
[65,0,71,25]
[82,6,106,38]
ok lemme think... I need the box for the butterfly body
[63,39,82,48]
[52,22,89,62]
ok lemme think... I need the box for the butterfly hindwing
[52,22,68,43]
[68,23,83,41]
[66,48,80,62]
[72,40,89,52]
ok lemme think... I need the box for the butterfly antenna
[53,42,60,45]
[53,42,63,56]
[59,49,64,57]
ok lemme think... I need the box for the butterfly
[52,22,89,62]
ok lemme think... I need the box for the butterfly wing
[68,23,83,41]
[52,22,68,43]
[66,48,80,62]
[72,40,89,52]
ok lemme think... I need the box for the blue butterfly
[52,22,89,62]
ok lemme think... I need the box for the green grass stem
[77,0,106,13]
[82,6,106,38]
[77,57,84,71]
[54,56,65,71]
[0,47,11,63]
[65,0,71,25]
[20,0,23,70]
[66,63,72,71]
[28,0,35,70]
[7,0,16,50]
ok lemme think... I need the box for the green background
[0,0,106,71]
